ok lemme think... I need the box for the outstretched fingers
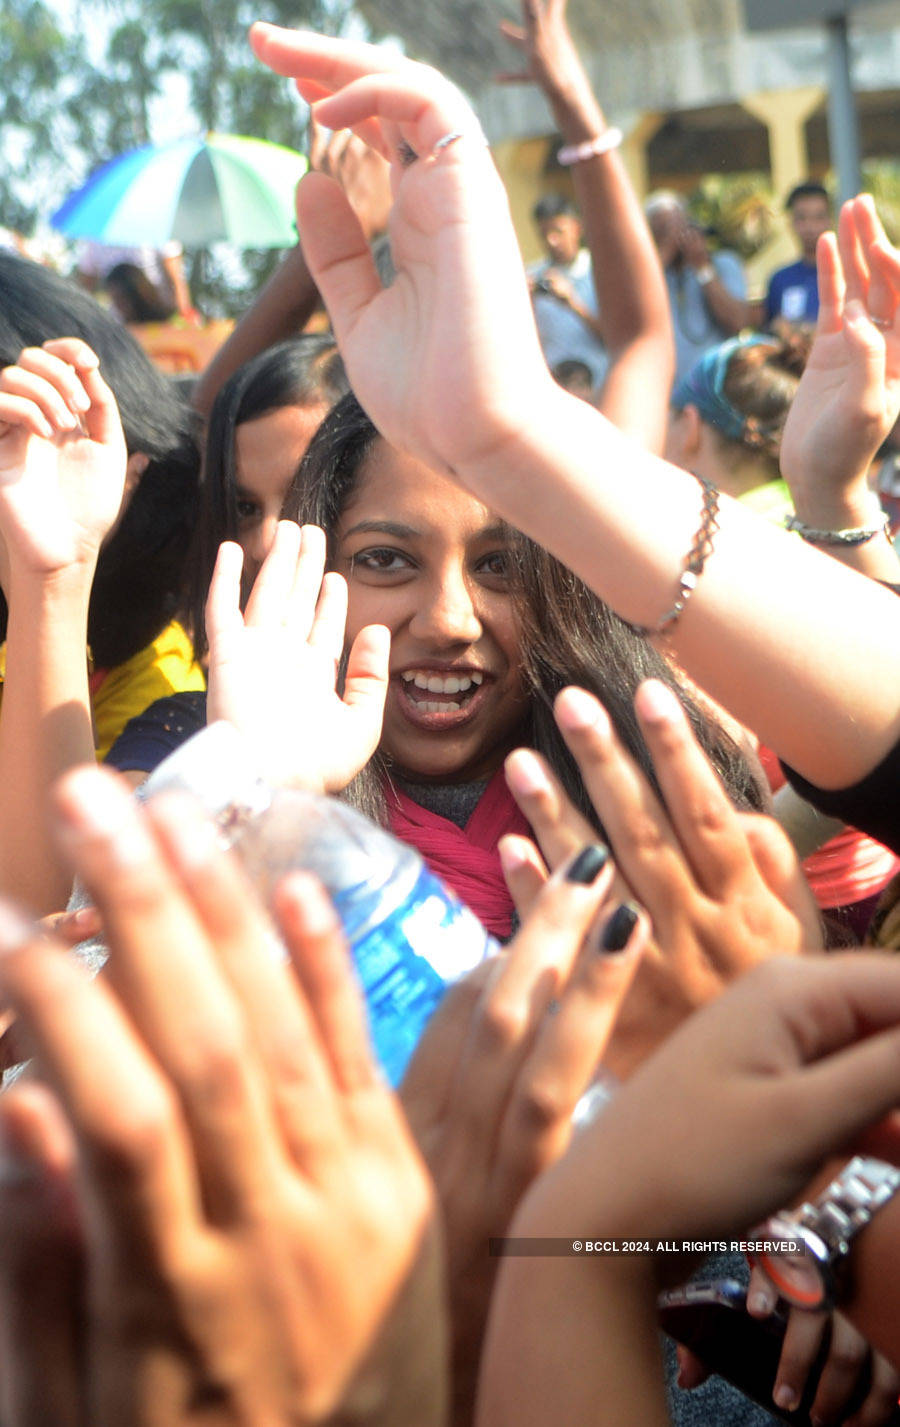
[632,679,769,899]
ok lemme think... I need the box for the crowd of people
[2,3,900,1426]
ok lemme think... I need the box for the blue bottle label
[336,863,495,1086]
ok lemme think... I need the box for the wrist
[790,489,885,537]
[7,557,96,607]
[550,92,607,146]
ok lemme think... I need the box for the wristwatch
[755,1156,900,1311]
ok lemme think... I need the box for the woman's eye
[478,550,511,579]
[352,547,413,573]
[236,498,261,522]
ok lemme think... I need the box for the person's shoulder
[711,248,747,295]
[712,248,745,276]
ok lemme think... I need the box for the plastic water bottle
[137,723,498,1085]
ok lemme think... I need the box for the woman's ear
[665,404,702,466]
[105,452,150,545]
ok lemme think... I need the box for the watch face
[758,1247,824,1309]
[757,1216,828,1309]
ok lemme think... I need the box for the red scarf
[386,769,531,940]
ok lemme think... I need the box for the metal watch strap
[801,1156,900,1254]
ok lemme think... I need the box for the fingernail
[505,750,552,797]
[499,838,532,875]
[279,871,339,936]
[747,1289,774,1316]
[55,767,150,867]
[69,906,98,930]
[637,679,682,723]
[565,844,609,884]
[774,1385,798,1412]
[0,901,35,956]
[600,902,640,952]
[555,687,604,733]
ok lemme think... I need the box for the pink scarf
[386,770,531,940]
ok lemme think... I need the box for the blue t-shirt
[765,259,818,326]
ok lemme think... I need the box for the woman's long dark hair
[188,336,347,658]
[0,254,199,668]
[283,391,764,828]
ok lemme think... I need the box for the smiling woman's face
[336,439,530,785]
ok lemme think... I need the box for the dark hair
[0,253,200,667]
[188,336,347,657]
[717,336,806,471]
[786,182,830,211]
[552,359,594,391]
[105,261,175,324]
[283,391,764,826]
[532,193,578,224]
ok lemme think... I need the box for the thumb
[341,622,390,743]
[295,171,382,343]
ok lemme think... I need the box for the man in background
[645,190,747,383]
[528,193,609,393]
[763,182,832,330]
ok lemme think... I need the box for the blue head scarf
[671,335,779,442]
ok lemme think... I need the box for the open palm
[0,339,126,576]
[781,197,900,507]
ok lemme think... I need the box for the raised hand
[250,24,555,480]
[496,0,599,126]
[0,765,445,1427]
[205,520,389,793]
[401,846,645,1424]
[780,195,900,526]
[504,678,822,1074]
[0,339,126,578]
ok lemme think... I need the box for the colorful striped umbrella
[50,133,307,249]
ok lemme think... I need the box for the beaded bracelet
[557,127,623,167]
[785,512,891,547]
[628,474,720,638]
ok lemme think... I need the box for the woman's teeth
[401,670,483,693]
[400,669,484,713]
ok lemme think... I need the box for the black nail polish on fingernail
[601,902,640,952]
[565,844,610,885]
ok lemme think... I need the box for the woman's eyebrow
[341,519,420,539]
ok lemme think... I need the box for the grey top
[391,775,490,829]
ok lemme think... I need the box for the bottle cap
[139,721,272,820]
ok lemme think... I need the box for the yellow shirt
[0,618,205,761]
[91,619,205,759]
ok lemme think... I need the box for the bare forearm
[478,1249,666,1427]
[0,566,97,913]
[698,275,748,336]
[544,82,673,448]
[193,244,321,418]
[459,388,900,789]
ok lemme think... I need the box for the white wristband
[695,263,716,286]
[557,127,623,167]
